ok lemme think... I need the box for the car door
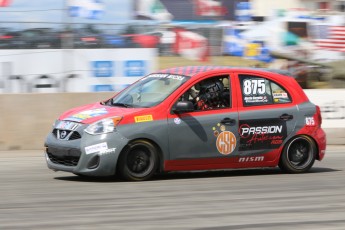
[236,73,298,160]
[167,74,240,163]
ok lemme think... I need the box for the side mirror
[173,101,194,113]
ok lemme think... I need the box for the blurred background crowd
[0,0,345,93]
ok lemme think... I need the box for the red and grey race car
[44,66,326,181]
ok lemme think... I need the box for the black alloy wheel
[279,135,316,173]
[118,140,158,181]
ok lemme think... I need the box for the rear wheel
[279,135,316,173]
[118,140,158,181]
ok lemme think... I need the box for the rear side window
[239,75,291,106]
[270,81,292,104]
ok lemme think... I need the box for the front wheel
[279,135,316,173]
[118,140,158,181]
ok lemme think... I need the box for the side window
[239,75,291,106]
[178,75,231,111]
[271,82,292,104]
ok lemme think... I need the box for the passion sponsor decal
[134,115,153,123]
[213,123,236,155]
[85,142,108,155]
[67,108,108,122]
[239,119,287,151]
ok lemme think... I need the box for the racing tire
[118,140,158,181]
[279,135,316,173]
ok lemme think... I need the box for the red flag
[0,0,11,7]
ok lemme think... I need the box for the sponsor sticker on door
[213,123,237,155]
[216,131,237,155]
[238,118,287,151]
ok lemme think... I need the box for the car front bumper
[44,127,129,177]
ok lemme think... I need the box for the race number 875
[243,79,266,95]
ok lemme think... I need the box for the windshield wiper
[112,102,132,108]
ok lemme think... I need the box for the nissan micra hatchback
[45,66,326,181]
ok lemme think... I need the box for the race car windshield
[111,73,190,108]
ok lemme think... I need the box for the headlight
[85,116,122,135]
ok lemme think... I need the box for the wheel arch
[281,134,320,161]
[116,137,165,174]
[278,134,318,173]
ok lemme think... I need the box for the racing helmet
[198,79,224,102]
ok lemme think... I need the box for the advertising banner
[223,28,273,62]
[68,0,104,19]
[0,48,157,93]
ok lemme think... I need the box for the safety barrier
[0,90,344,150]
[0,92,113,150]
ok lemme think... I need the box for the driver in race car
[195,79,227,110]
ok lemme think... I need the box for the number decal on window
[257,79,265,94]
[243,80,252,95]
[243,79,266,95]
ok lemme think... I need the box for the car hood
[59,102,146,124]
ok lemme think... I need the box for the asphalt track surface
[1,146,345,230]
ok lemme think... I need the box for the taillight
[316,105,322,125]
